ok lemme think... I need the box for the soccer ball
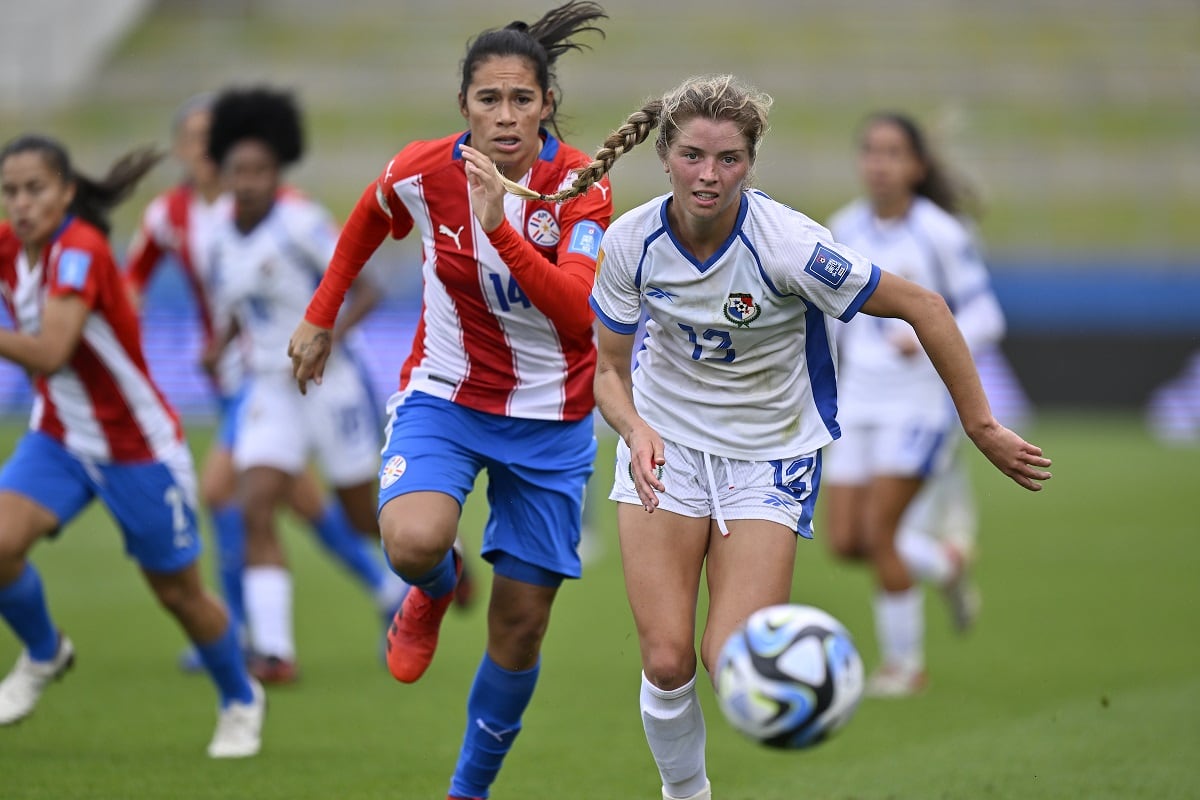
[714,604,864,749]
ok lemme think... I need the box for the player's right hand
[288,319,333,395]
[627,423,667,513]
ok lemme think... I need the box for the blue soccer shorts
[0,431,202,574]
[378,391,596,582]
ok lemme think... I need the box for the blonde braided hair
[495,74,772,204]
[497,100,663,202]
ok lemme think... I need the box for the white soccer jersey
[591,191,881,461]
[209,194,341,376]
[828,196,1005,425]
[126,187,243,394]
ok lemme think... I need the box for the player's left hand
[459,145,506,233]
[969,419,1053,491]
[288,319,333,395]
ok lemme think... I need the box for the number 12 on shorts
[771,457,814,500]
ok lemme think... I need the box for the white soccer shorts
[232,358,380,487]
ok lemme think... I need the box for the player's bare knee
[489,614,548,665]
[151,575,204,620]
[0,535,29,577]
[828,533,867,561]
[643,646,696,691]
[380,523,452,577]
[200,481,233,510]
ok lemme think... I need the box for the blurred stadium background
[1,0,1197,427]
[2,4,1198,799]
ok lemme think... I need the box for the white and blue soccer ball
[714,604,864,749]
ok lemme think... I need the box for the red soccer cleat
[248,654,299,686]
[385,550,462,683]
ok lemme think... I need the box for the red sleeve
[123,225,164,294]
[304,180,394,328]
[485,174,613,338]
[486,221,596,336]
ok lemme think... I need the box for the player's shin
[448,654,539,798]
[641,672,709,800]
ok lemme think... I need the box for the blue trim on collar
[452,131,471,160]
[49,214,74,244]
[538,128,559,161]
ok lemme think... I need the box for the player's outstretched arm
[288,319,332,395]
[860,271,1052,491]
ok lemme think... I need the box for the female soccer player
[203,86,394,683]
[822,112,1020,696]
[0,134,264,757]
[126,93,406,677]
[498,74,1050,799]
[287,3,611,797]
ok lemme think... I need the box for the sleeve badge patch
[57,248,93,290]
[567,220,602,260]
[804,244,850,289]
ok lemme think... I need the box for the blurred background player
[1146,348,1200,445]
[125,92,408,676]
[288,3,612,798]
[822,111,1017,696]
[202,86,400,683]
[0,134,264,757]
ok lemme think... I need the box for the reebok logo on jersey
[724,293,761,327]
[567,221,602,260]
[380,455,407,489]
[804,244,850,289]
[526,209,560,247]
[646,285,678,302]
[438,224,464,250]
[57,249,93,290]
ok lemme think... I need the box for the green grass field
[1,413,1197,800]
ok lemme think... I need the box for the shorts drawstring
[703,451,730,536]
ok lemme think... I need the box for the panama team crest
[724,293,761,327]
[526,209,560,247]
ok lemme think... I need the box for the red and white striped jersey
[306,130,612,422]
[0,218,184,463]
[124,184,240,394]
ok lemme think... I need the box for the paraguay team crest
[724,293,761,327]
[526,209,560,247]
[380,455,407,489]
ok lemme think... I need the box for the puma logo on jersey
[438,224,464,250]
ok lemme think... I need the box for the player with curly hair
[204,86,390,684]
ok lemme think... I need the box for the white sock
[933,464,979,543]
[640,672,708,800]
[374,570,410,615]
[874,588,924,670]
[897,527,954,585]
[243,566,295,660]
